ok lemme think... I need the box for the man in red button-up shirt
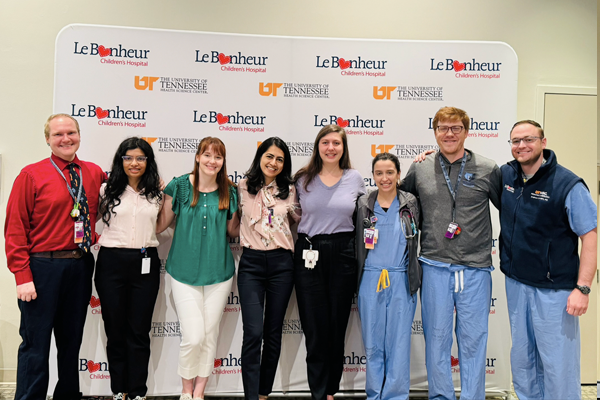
[5,114,106,400]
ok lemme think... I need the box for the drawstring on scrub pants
[377,269,390,292]
[454,270,464,293]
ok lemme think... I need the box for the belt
[30,249,85,259]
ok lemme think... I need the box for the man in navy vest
[500,120,597,400]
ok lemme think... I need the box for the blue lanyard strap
[50,158,83,205]
[438,152,467,222]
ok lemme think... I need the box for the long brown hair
[191,137,234,210]
[294,124,352,191]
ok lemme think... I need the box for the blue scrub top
[364,197,408,271]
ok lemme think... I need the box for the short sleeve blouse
[164,174,238,286]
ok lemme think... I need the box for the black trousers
[294,232,358,400]
[15,252,94,400]
[94,247,160,397]
[238,247,294,400]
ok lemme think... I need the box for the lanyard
[50,158,83,206]
[438,152,467,222]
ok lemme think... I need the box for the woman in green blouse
[157,137,239,400]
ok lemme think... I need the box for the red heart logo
[216,113,229,125]
[90,295,101,308]
[218,53,231,65]
[451,355,459,367]
[96,107,109,119]
[336,117,349,128]
[339,58,351,70]
[214,358,222,368]
[87,360,101,373]
[453,60,466,72]
[98,45,111,57]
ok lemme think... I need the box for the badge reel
[363,216,378,250]
[302,237,319,269]
[72,203,83,243]
[445,222,461,239]
[141,248,151,274]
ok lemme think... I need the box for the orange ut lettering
[373,86,397,100]
[259,82,283,96]
[371,144,395,157]
[135,76,159,91]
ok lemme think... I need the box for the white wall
[0,0,596,382]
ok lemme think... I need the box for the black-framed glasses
[508,137,542,146]
[437,126,464,134]
[122,156,148,163]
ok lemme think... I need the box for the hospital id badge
[364,228,376,249]
[302,249,319,269]
[445,222,459,239]
[141,257,151,274]
[74,221,84,243]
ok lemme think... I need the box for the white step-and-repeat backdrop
[51,24,517,396]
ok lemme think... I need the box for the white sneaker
[113,394,126,400]
[180,394,193,400]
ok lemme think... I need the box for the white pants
[170,275,233,379]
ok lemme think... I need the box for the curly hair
[100,137,162,226]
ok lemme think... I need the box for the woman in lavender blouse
[293,124,366,400]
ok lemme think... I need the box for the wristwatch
[575,285,591,295]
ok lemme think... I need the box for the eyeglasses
[122,156,148,163]
[508,137,542,146]
[437,126,464,134]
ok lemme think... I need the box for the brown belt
[30,249,85,259]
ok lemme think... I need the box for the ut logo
[259,82,283,96]
[135,76,159,90]
[371,144,394,157]
[373,86,397,100]
[142,137,158,145]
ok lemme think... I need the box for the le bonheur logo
[316,55,387,77]
[80,358,110,379]
[224,291,240,312]
[373,86,444,102]
[135,76,208,94]
[428,117,500,139]
[343,352,366,373]
[314,114,385,136]
[193,110,266,133]
[213,354,242,375]
[429,57,501,79]
[451,355,460,373]
[89,295,101,315]
[490,296,497,315]
[195,50,267,73]
[70,104,148,128]
[370,143,438,159]
[73,42,149,66]
[259,82,329,99]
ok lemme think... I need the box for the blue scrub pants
[358,269,417,400]
[505,276,581,400]
[420,262,491,400]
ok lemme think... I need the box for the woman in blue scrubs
[355,152,421,400]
